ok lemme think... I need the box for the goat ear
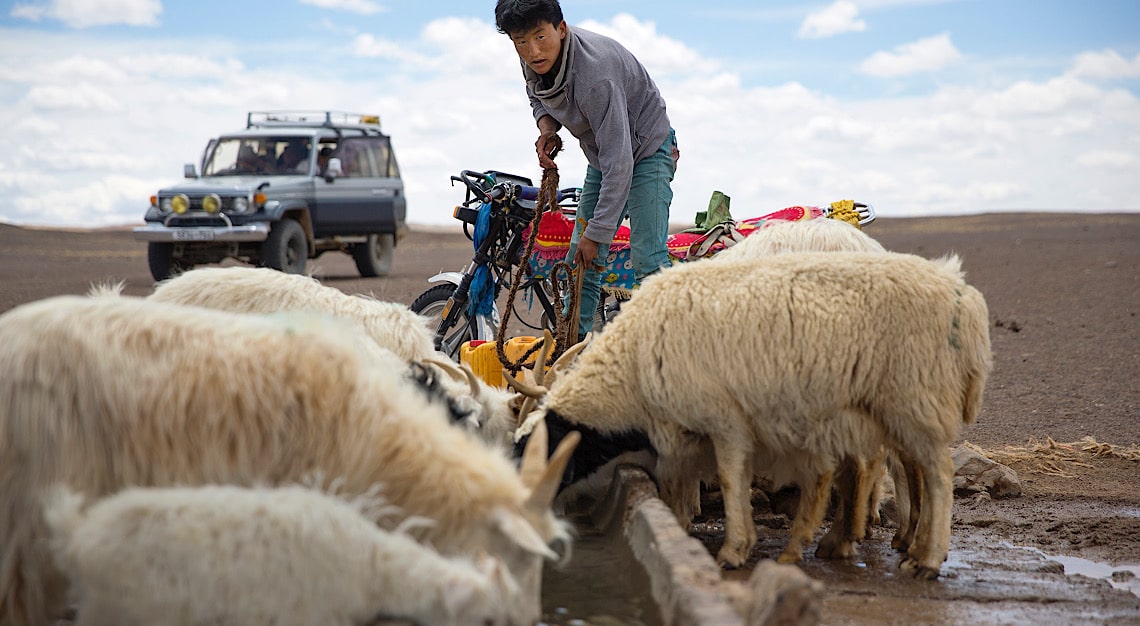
[492,507,557,560]
[518,417,549,490]
[525,429,581,514]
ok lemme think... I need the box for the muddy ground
[1,212,1137,624]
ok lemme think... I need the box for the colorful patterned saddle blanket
[527,205,825,296]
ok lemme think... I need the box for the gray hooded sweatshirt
[523,26,671,245]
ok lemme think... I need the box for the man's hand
[535,115,562,169]
[574,237,600,269]
[536,131,562,169]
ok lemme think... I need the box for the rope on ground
[965,436,1140,478]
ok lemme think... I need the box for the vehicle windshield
[203,137,314,176]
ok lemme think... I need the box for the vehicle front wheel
[262,219,308,274]
[411,283,473,359]
[147,242,189,281]
[352,233,394,277]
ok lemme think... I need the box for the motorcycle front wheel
[410,283,475,360]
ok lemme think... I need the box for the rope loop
[494,165,582,375]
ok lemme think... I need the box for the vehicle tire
[352,233,394,277]
[411,283,473,360]
[262,219,307,275]
[147,242,188,281]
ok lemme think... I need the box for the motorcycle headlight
[171,194,190,214]
[202,193,222,214]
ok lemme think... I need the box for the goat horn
[515,395,538,430]
[534,329,554,387]
[422,357,482,399]
[518,416,549,490]
[455,360,483,399]
[550,333,590,375]
[503,369,547,399]
[525,425,582,512]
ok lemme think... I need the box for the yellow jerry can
[459,336,544,388]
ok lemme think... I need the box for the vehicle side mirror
[184,163,198,179]
[324,157,342,182]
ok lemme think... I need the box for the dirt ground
[1,211,1138,623]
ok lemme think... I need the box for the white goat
[141,266,520,446]
[43,484,520,626]
[714,216,887,260]
[0,294,578,626]
[517,251,991,579]
[515,218,897,550]
[714,216,900,555]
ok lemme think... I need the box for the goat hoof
[815,538,856,560]
[914,566,941,580]
[776,550,803,565]
[890,534,910,553]
[898,557,941,580]
[716,547,748,569]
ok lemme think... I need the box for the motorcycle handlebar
[452,170,580,205]
[517,185,581,203]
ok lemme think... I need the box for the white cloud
[1070,50,1140,80]
[353,17,520,81]
[11,115,61,136]
[578,13,717,77]
[9,175,161,224]
[298,0,386,15]
[1,15,1139,232]
[974,75,1108,116]
[353,33,430,63]
[801,115,875,142]
[1077,150,1140,169]
[23,83,124,112]
[797,1,867,39]
[10,0,161,28]
[859,33,962,77]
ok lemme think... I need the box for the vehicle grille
[167,215,230,228]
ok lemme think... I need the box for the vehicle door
[312,136,405,238]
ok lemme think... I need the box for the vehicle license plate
[173,230,215,241]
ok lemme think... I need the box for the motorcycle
[411,168,877,361]
[410,169,589,359]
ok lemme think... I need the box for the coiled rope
[494,162,582,375]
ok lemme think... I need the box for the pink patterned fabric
[526,205,826,293]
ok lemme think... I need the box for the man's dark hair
[494,0,564,35]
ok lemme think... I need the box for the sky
[1,0,1138,230]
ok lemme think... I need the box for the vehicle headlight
[232,196,250,213]
[171,194,190,214]
[202,193,222,213]
[160,197,173,212]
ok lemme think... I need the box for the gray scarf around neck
[526,26,575,101]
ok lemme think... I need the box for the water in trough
[540,513,664,625]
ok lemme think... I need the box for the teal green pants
[566,128,677,335]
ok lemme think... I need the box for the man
[317,146,333,175]
[495,0,679,339]
[277,140,311,174]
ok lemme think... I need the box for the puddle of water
[1006,542,1140,598]
[540,516,663,626]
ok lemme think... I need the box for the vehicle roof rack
[246,111,382,130]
